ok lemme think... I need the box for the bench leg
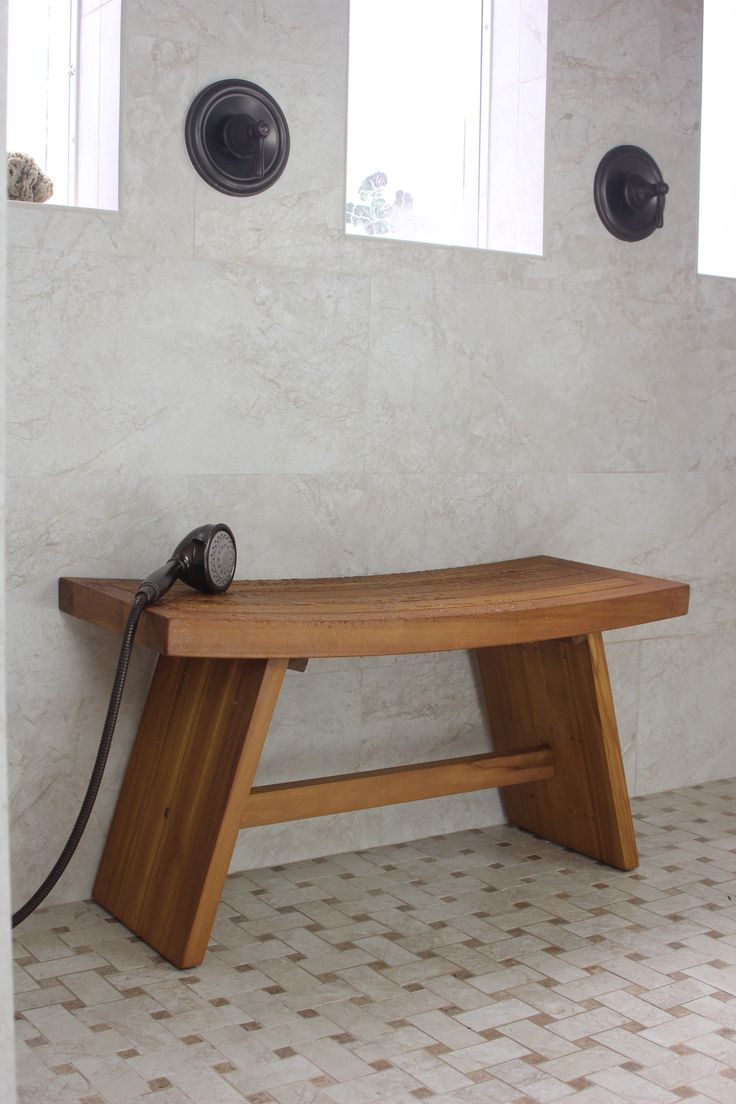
[476,633,638,870]
[93,655,287,968]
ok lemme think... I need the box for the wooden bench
[59,555,689,968]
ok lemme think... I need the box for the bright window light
[698,0,736,278]
[345,0,548,255]
[7,0,121,210]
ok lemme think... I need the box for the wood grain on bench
[59,556,689,967]
[59,555,688,658]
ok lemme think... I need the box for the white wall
[5,0,734,911]
[1,0,18,1092]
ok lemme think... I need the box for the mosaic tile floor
[12,778,736,1104]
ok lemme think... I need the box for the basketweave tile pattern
[12,778,736,1104]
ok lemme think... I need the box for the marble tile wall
[2,0,19,1095]
[5,0,734,917]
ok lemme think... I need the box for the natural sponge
[8,152,54,203]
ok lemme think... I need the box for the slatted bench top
[59,555,689,659]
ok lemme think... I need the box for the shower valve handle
[252,119,270,178]
[624,175,669,228]
[221,116,270,177]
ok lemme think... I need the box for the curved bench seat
[59,555,688,658]
[59,556,689,968]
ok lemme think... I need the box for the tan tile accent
[13,777,736,1104]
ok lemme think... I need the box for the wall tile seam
[549,110,701,143]
[353,469,736,477]
[5,469,735,479]
[629,639,642,795]
[7,235,723,311]
[4,238,196,266]
[6,240,400,286]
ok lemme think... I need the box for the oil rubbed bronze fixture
[185,79,290,195]
[594,145,669,241]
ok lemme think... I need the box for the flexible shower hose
[12,592,149,927]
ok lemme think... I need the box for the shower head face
[173,523,237,594]
[205,527,237,591]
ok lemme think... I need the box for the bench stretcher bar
[241,745,555,827]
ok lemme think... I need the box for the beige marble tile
[6,0,733,924]
[11,778,736,1101]
[637,631,736,792]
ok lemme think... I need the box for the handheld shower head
[12,521,238,929]
[171,523,237,593]
[137,523,237,604]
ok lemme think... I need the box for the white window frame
[7,0,121,211]
[698,0,736,279]
[345,0,548,255]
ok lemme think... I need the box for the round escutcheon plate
[593,145,669,242]
[185,78,290,196]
